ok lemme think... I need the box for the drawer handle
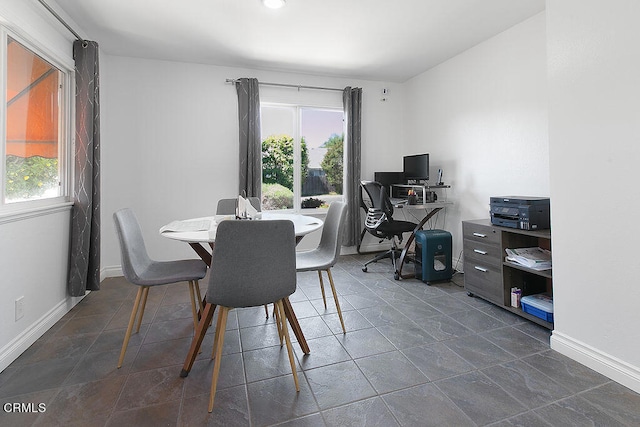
[473,232,487,238]
[474,249,488,255]
[474,266,488,272]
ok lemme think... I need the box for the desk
[160,212,323,376]
[395,201,453,279]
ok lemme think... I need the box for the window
[261,104,344,211]
[2,32,70,209]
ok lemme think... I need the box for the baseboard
[0,294,85,372]
[101,265,123,280]
[551,330,640,394]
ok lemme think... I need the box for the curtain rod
[37,0,83,42]
[226,78,343,93]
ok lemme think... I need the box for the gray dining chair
[295,201,347,333]
[187,219,299,412]
[113,208,207,368]
[216,197,261,215]
[217,197,272,316]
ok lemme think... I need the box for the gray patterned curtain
[235,78,261,198]
[343,87,362,247]
[68,40,101,296]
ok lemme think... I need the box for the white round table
[160,212,324,268]
[160,212,323,245]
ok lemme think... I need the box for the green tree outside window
[262,135,308,190]
[320,133,343,194]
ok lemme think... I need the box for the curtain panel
[68,40,101,296]
[235,78,261,198]
[343,87,362,247]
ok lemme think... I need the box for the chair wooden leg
[118,286,144,368]
[188,281,199,331]
[193,280,204,346]
[264,304,269,318]
[210,306,225,359]
[180,302,216,378]
[274,302,283,344]
[276,300,299,392]
[317,270,327,309]
[209,306,229,412]
[194,280,204,313]
[327,269,346,334]
[135,286,150,333]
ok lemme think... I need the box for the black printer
[490,196,550,230]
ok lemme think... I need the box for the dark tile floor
[1,254,640,426]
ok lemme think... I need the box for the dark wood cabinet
[462,219,553,329]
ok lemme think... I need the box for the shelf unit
[390,183,450,204]
[462,219,553,329]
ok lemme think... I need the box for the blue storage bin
[520,293,553,323]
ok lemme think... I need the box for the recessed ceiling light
[262,0,286,9]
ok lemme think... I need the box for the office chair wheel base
[362,266,368,273]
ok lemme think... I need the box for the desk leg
[397,207,443,280]
[180,303,217,377]
[282,297,310,354]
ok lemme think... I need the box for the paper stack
[505,247,551,270]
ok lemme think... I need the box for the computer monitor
[374,171,405,188]
[403,154,429,182]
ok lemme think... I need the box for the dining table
[159,211,324,377]
[160,212,324,266]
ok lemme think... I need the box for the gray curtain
[68,40,101,296]
[235,78,262,198]
[343,86,362,247]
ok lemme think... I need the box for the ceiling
[52,0,545,82]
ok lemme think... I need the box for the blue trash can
[414,229,452,283]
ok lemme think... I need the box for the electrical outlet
[15,296,24,321]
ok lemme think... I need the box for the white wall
[547,0,640,392]
[402,13,549,264]
[0,0,82,371]
[100,55,405,273]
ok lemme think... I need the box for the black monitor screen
[374,171,405,187]
[403,154,429,181]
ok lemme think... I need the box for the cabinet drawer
[463,221,501,245]
[463,239,502,268]
[464,262,503,305]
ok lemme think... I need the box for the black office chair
[360,181,418,280]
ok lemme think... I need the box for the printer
[490,196,550,230]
